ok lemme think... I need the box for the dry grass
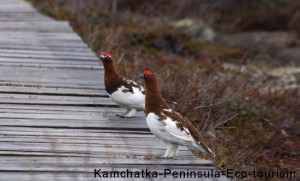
[28,0,300,176]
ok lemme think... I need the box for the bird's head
[140,70,155,80]
[140,70,158,90]
[99,52,112,63]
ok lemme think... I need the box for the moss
[293,72,300,83]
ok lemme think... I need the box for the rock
[172,18,215,42]
[216,31,300,66]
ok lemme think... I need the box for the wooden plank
[0,125,150,134]
[0,17,52,22]
[0,93,114,106]
[0,7,36,13]
[0,47,96,56]
[0,44,94,52]
[0,111,147,121]
[0,53,97,61]
[0,104,120,112]
[0,143,188,158]
[0,66,106,86]
[0,22,73,32]
[0,136,179,149]
[0,12,44,15]
[0,79,104,87]
[0,156,212,167]
[0,117,148,129]
[0,76,104,86]
[0,144,185,157]
[0,170,227,181]
[0,31,82,39]
[0,104,130,117]
[0,57,99,66]
[0,129,152,138]
[0,81,101,89]
[0,62,102,69]
[0,39,88,48]
[0,85,107,96]
[0,109,130,117]
[0,57,100,65]
[0,65,103,75]
[0,35,84,43]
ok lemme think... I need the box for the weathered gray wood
[0,40,88,48]
[0,66,103,77]
[0,57,99,65]
[0,47,96,56]
[0,156,212,167]
[0,0,225,180]
[0,93,114,106]
[0,118,149,130]
[0,37,87,45]
[0,17,52,22]
[0,44,93,52]
[0,31,82,39]
[0,103,109,110]
[0,171,227,181]
[0,62,102,69]
[0,85,107,96]
[0,57,100,66]
[0,22,73,32]
[0,81,101,89]
[0,129,152,138]
[0,53,97,62]
[0,66,105,86]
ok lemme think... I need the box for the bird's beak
[99,55,105,60]
[133,74,144,84]
[135,74,144,82]
[139,74,144,79]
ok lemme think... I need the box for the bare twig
[214,113,239,128]
[217,53,248,98]
[201,93,217,133]
[117,52,125,64]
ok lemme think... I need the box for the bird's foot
[116,109,137,118]
[115,114,134,118]
[161,155,174,159]
[161,144,177,158]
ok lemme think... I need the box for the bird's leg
[116,109,130,118]
[169,144,179,158]
[123,108,137,118]
[116,108,137,118]
[162,144,173,158]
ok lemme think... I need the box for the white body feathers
[146,112,212,157]
[110,86,145,110]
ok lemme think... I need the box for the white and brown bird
[99,52,145,118]
[141,70,215,158]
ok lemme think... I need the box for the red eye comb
[100,52,111,56]
[143,70,154,75]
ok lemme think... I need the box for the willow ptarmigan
[99,52,145,118]
[141,70,215,158]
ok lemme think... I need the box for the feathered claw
[116,108,137,118]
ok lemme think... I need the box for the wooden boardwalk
[0,0,227,180]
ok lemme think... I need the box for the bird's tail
[190,149,215,159]
[189,144,215,159]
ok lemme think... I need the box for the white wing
[111,85,145,110]
[164,117,194,142]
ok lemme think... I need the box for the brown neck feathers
[102,58,119,94]
[144,75,170,115]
